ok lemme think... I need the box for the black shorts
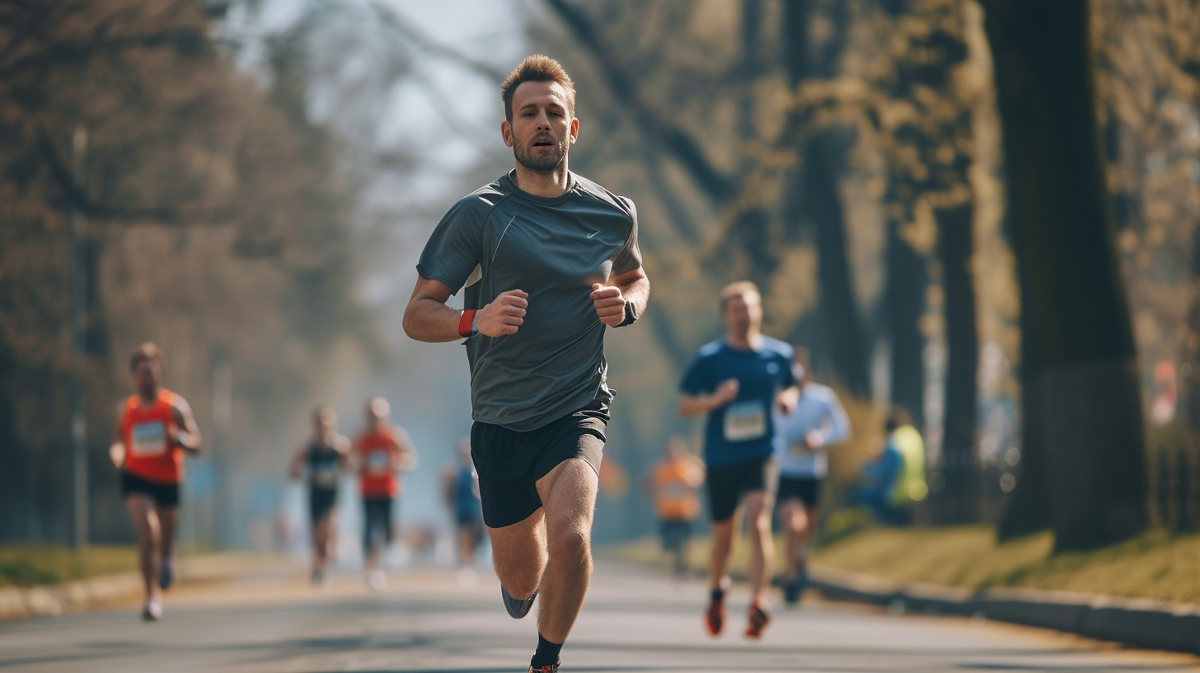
[470,400,608,529]
[659,519,692,552]
[120,471,180,507]
[777,475,822,508]
[310,488,337,523]
[363,497,393,549]
[705,455,775,523]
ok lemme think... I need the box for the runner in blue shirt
[678,281,797,640]
[774,348,850,605]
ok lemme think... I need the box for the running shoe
[502,585,537,619]
[783,569,808,606]
[365,569,387,591]
[141,596,163,622]
[311,567,326,586]
[158,555,175,590]
[744,598,771,639]
[528,663,559,673]
[704,590,726,637]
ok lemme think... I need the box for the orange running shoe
[528,663,559,673]
[704,582,728,637]
[744,598,771,639]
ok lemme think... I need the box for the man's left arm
[170,396,202,455]
[591,266,649,327]
[821,394,852,446]
[392,427,419,472]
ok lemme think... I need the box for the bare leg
[743,490,774,601]
[488,508,547,601]
[708,517,735,591]
[533,459,599,644]
[313,513,334,571]
[156,505,178,560]
[778,498,806,579]
[126,495,161,601]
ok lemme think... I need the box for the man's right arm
[403,275,528,342]
[677,378,740,418]
[109,403,125,469]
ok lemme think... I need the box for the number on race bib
[724,401,767,442]
[131,421,168,457]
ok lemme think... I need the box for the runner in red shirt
[351,396,417,589]
[108,343,201,621]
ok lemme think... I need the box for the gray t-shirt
[416,170,642,431]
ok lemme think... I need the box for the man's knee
[547,523,590,562]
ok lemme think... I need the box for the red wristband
[458,309,477,338]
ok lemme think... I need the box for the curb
[0,552,288,621]
[810,565,1200,656]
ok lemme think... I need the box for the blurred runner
[108,342,201,621]
[858,409,927,526]
[288,405,349,586]
[774,348,850,606]
[645,436,705,578]
[403,54,648,673]
[678,281,797,640]
[442,438,484,579]
[351,396,417,590]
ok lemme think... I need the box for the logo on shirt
[587,231,600,238]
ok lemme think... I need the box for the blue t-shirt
[679,337,796,467]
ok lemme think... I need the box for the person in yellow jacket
[858,409,927,525]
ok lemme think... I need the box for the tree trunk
[983,0,1148,550]
[782,0,870,396]
[937,202,980,523]
[885,218,927,430]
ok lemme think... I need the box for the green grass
[0,545,138,588]
[605,521,1200,605]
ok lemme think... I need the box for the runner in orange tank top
[645,436,705,578]
[351,396,417,589]
[108,343,201,621]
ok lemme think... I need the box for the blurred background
[1,0,1197,560]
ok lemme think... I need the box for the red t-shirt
[356,429,400,498]
[121,389,184,484]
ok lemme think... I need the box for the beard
[513,134,567,172]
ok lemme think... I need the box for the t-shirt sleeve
[415,198,486,294]
[611,197,643,276]
[679,353,712,395]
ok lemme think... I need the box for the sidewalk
[0,552,289,621]
[811,564,1200,656]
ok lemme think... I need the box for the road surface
[0,561,1196,672]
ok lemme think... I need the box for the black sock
[711,586,725,602]
[530,633,562,668]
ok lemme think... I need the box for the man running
[645,436,705,578]
[108,342,201,621]
[351,396,417,590]
[402,54,648,673]
[678,281,796,639]
[775,348,850,605]
[288,405,349,586]
[442,438,484,578]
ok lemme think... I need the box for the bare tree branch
[369,2,508,82]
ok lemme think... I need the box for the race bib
[366,450,391,474]
[724,401,767,442]
[131,421,168,457]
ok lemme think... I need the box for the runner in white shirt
[774,349,850,606]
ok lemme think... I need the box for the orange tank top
[653,458,702,521]
[121,389,183,485]
[357,429,399,499]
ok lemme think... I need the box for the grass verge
[604,520,1200,605]
[0,545,137,588]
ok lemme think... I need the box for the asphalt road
[1,561,1197,673]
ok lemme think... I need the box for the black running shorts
[470,400,608,529]
[705,455,775,523]
[309,488,337,523]
[363,496,393,550]
[777,475,822,508]
[120,471,180,507]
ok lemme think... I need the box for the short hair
[719,281,760,312]
[129,342,163,372]
[312,405,337,425]
[500,54,576,123]
[366,395,390,419]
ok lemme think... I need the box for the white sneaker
[142,596,163,621]
[365,569,386,591]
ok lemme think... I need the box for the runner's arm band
[616,302,638,327]
[458,309,477,338]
